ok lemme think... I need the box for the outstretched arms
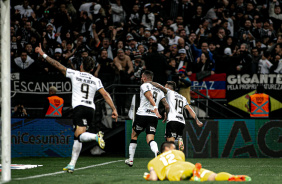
[35,43,67,76]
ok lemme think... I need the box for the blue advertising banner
[11,118,73,157]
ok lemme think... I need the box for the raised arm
[185,104,203,127]
[150,82,168,94]
[98,87,118,122]
[144,91,161,118]
[35,43,67,76]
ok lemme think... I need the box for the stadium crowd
[11,0,282,87]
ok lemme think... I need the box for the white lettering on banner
[227,74,282,90]
[21,81,27,91]
[227,74,282,85]
[12,81,72,94]
[192,81,216,90]
[209,81,215,89]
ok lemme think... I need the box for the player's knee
[74,134,82,142]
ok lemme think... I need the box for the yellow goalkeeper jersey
[147,150,194,181]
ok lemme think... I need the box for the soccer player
[150,81,203,151]
[35,44,118,173]
[125,70,170,167]
[144,142,252,181]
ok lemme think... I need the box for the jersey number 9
[81,83,89,99]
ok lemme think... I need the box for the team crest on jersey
[150,126,156,132]
[82,119,87,125]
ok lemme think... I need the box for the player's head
[141,70,154,83]
[165,81,176,91]
[49,86,57,95]
[81,56,95,73]
[161,141,176,153]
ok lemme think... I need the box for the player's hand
[35,43,45,56]
[162,112,167,123]
[197,120,203,127]
[151,108,162,118]
[112,109,118,122]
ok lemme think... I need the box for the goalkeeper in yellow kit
[144,142,251,182]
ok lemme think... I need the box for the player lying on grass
[144,142,251,182]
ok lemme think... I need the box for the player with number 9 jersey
[66,68,103,110]
[136,82,165,117]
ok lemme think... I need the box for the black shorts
[165,121,185,139]
[132,114,158,135]
[73,105,95,128]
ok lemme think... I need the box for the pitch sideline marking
[13,160,124,181]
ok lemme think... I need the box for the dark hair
[161,141,175,153]
[167,27,174,32]
[166,81,176,90]
[82,56,95,72]
[142,70,154,80]
[263,50,271,58]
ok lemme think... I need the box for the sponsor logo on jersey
[146,109,154,113]
[176,115,184,121]
[150,126,156,132]
[81,100,92,104]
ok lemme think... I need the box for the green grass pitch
[3,157,282,183]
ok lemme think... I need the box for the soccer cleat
[228,175,252,181]
[157,151,161,156]
[97,131,105,149]
[125,159,133,167]
[178,138,184,151]
[192,163,202,181]
[63,164,75,173]
[143,172,150,180]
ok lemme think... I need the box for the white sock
[69,140,82,166]
[149,141,159,157]
[79,132,97,142]
[129,143,137,161]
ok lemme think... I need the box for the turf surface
[2,157,282,183]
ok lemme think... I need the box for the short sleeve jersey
[147,150,187,181]
[66,68,103,109]
[166,89,189,124]
[136,82,165,117]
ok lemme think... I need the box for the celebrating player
[125,70,170,167]
[144,142,252,181]
[35,43,118,173]
[150,81,203,151]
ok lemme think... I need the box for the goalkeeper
[144,142,251,182]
